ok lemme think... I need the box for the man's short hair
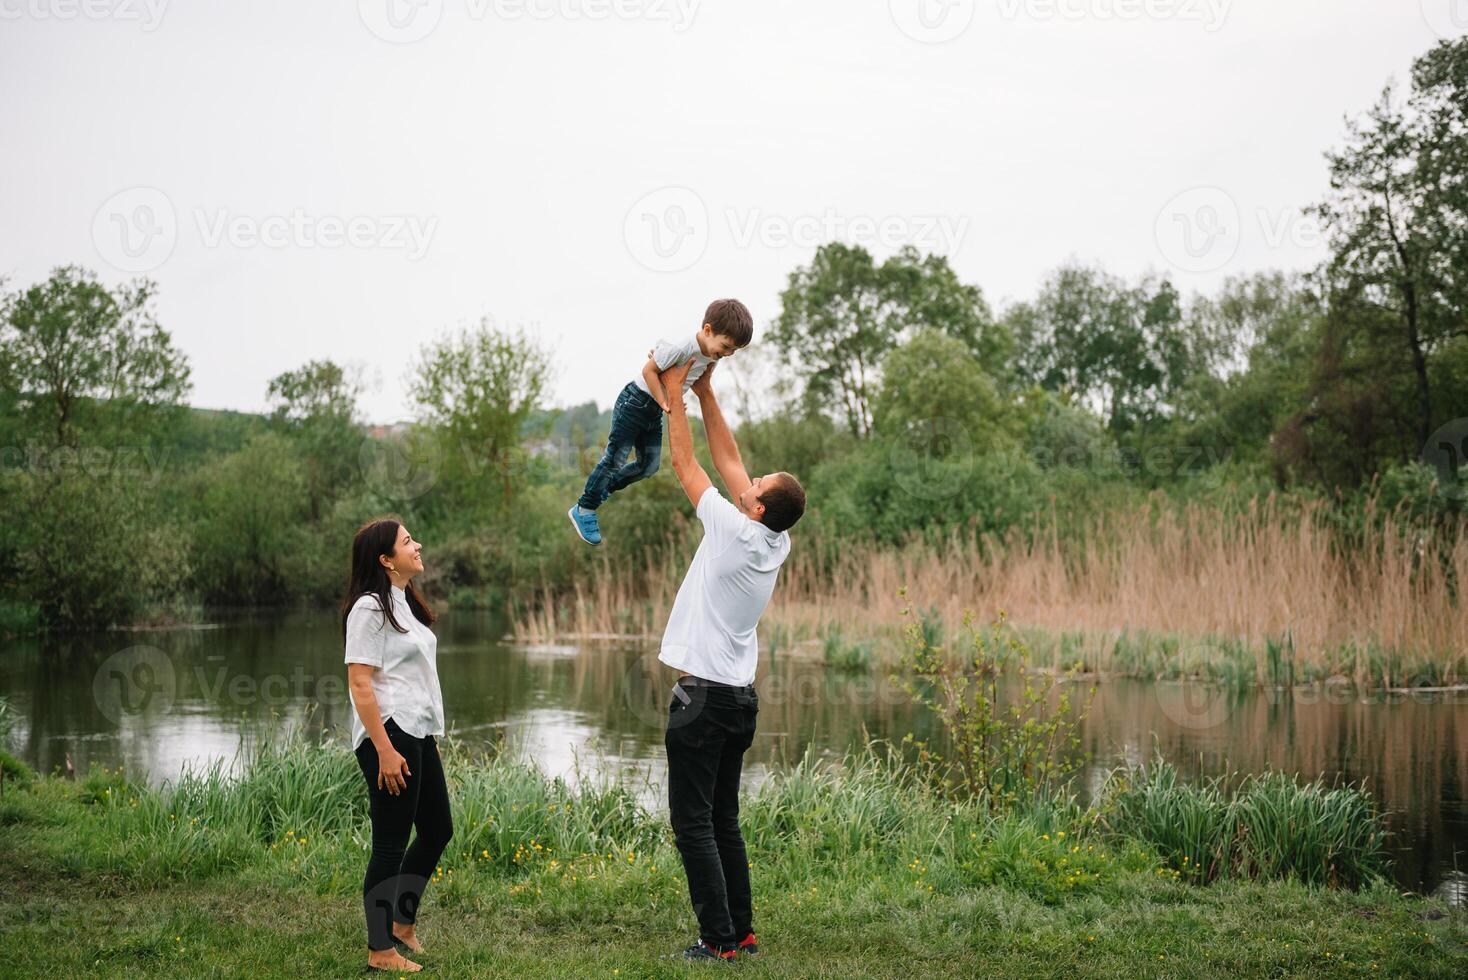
[704,298,754,348]
[758,472,805,533]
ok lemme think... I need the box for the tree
[187,432,311,604]
[0,266,190,449]
[1163,272,1321,469]
[267,359,363,521]
[1007,264,1217,436]
[875,329,1013,456]
[13,466,189,629]
[1310,37,1468,450]
[1271,299,1421,488]
[770,243,1004,438]
[1,267,191,631]
[407,320,553,505]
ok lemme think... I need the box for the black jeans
[354,719,454,952]
[578,381,664,511]
[665,680,759,951]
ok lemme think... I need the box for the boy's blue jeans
[578,381,664,511]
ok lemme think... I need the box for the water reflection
[2,610,1465,899]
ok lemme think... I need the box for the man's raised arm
[691,367,752,501]
[661,361,713,510]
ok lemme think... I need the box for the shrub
[897,599,1095,810]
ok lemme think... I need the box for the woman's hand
[377,745,412,795]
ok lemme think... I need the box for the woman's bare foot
[367,947,421,972]
[392,923,425,954]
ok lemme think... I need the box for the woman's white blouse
[344,586,444,750]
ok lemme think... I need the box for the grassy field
[2,736,1465,978]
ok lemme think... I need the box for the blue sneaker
[568,505,602,546]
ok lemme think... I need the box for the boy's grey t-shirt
[631,334,714,396]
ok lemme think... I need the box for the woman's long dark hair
[341,517,436,639]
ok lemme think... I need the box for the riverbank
[510,616,1468,694]
[2,737,1464,977]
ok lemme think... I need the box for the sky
[0,1,1460,423]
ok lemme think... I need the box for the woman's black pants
[354,719,454,951]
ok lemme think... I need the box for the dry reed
[514,497,1467,687]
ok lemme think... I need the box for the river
[3,609,1465,904]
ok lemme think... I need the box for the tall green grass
[1097,761,1236,882]
[1099,758,1388,889]
[13,729,1390,908]
[821,627,875,673]
[1231,771,1386,888]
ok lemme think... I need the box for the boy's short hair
[704,298,754,348]
[758,472,806,533]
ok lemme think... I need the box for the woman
[342,517,452,974]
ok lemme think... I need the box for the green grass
[1100,758,1389,889]
[1006,625,1468,690]
[821,629,875,673]
[1,737,1464,978]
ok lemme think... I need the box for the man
[657,358,806,962]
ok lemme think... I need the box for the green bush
[0,748,34,787]
[897,602,1094,810]
[186,431,311,605]
[11,468,189,630]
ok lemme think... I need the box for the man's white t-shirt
[343,585,445,750]
[659,486,791,686]
[632,335,715,397]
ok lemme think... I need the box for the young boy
[568,298,754,545]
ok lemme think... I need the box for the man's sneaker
[680,940,735,962]
[737,933,759,956]
[567,505,602,546]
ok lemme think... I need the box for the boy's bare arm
[661,362,712,508]
[691,367,752,499]
[641,358,670,412]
